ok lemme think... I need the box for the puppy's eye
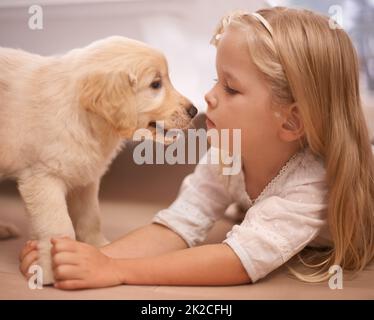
[150,80,162,89]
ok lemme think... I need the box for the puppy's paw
[35,239,55,285]
[0,222,20,239]
[40,266,54,285]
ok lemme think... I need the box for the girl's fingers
[52,252,78,268]
[53,265,84,281]
[54,280,86,290]
[19,241,37,262]
[51,236,72,243]
[50,238,77,255]
[19,250,39,277]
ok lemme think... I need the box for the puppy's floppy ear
[79,71,138,138]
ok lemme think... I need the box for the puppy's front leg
[67,181,109,247]
[18,174,75,285]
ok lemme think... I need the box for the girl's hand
[19,240,39,280]
[51,237,122,290]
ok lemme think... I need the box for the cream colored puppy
[0,36,197,284]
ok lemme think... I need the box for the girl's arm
[114,243,251,286]
[19,224,250,289]
[48,238,250,290]
[100,223,189,259]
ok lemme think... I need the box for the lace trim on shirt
[244,148,306,207]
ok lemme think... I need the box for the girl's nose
[205,89,218,109]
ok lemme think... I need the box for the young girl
[20,7,374,290]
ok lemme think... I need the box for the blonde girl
[20,6,374,289]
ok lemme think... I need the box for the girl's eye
[224,85,239,95]
[213,78,239,95]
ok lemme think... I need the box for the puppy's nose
[187,105,198,118]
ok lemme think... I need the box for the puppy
[0,36,197,284]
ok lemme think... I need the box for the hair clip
[252,12,273,36]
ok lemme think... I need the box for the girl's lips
[205,116,216,129]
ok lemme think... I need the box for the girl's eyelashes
[223,84,239,95]
[213,78,239,95]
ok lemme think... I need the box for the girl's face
[205,26,280,155]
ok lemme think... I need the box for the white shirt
[152,147,330,282]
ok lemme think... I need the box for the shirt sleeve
[152,148,233,247]
[223,180,328,283]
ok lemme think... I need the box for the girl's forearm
[113,243,251,286]
[101,223,188,259]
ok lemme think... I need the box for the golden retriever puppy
[0,36,197,284]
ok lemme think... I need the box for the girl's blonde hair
[211,7,374,282]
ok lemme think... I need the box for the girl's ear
[78,71,138,138]
[278,104,304,142]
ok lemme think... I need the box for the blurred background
[0,0,373,206]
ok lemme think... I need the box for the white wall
[0,0,268,110]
